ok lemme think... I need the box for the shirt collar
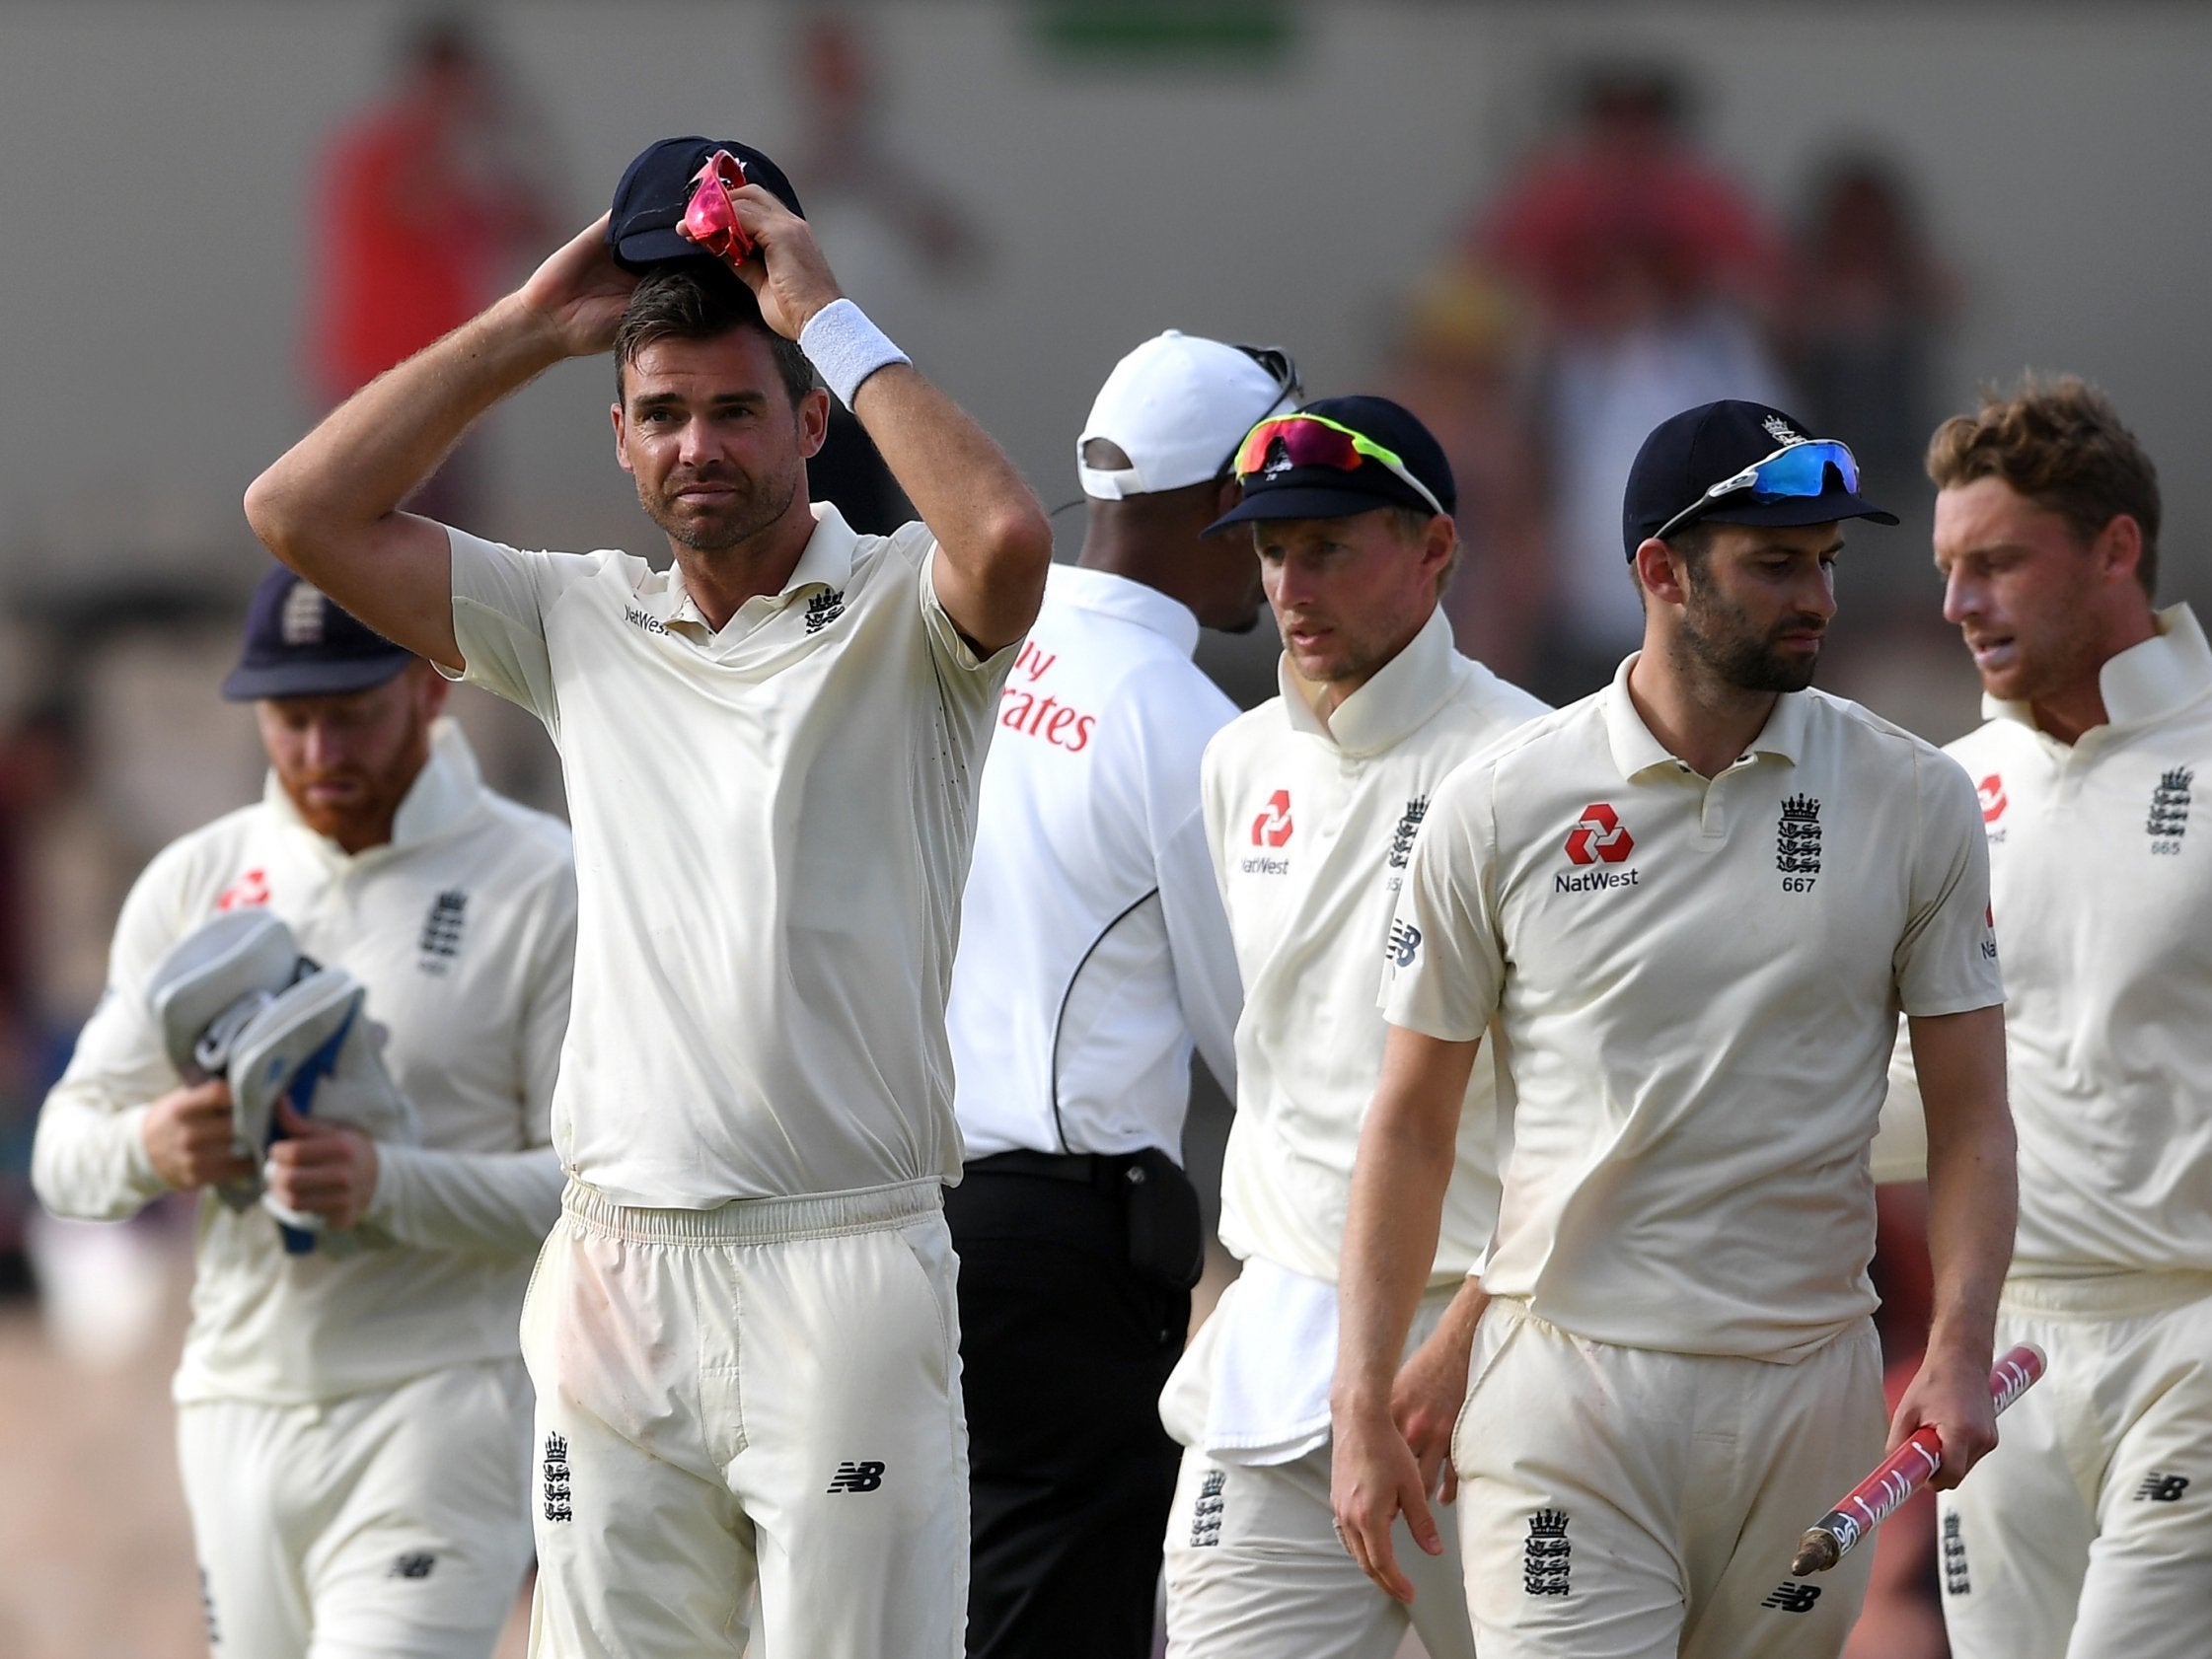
[1047,564,1201,658]
[1598,652,1808,779]
[1982,603,2212,733]
[1279,606,1458,757]
[262,717,483,860]
[653,502,862,635]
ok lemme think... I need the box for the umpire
[944,331,1296,1656]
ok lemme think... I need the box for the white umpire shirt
[949,563,1239,1161]
[444,504,1011,1207]
[33,721,574,1405]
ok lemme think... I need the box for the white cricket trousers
[1452,1300,1883,1659]
[520,1177,968,1659]
[177,1357,535,1659]
[1939,1271,2212,1659]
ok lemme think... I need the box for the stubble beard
[1679,581,1822,694]
[645,465,801,554]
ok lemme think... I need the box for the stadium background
[2,3,2206,1654]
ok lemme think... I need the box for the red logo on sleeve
[1250,789,1294,848]
[1977,774,2007,823]
[216,868,270,910]
[1563,804,1634,865]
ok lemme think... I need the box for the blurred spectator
[1785,155,1959,561]
[0,701,92,1294]
[1381,261,1549,682]
[309,15,557,526]
[791,11,986,535]
[1474,63,1791,702]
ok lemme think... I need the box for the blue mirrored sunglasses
[1655,439,1863,541]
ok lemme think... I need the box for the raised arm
[1330,1024,1480,1602]
[244,217,638,671]
[726,185,1052,653]
[1888,1004,2016,1487]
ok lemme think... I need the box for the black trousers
[947,1157,1190,1659]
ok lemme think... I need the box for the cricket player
[242,134,1052,1659]
[1159,395,1546,1659]
[1333,397,2018,1659]
[1876,377,2212,1658]
[32,567,574,1659]
[945,330,1296,1657]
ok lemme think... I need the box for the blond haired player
[242,135,1052,1659]
[1877,378,2212,1659]
[1159,395,1546,1659]
[1334,398,2017,1659]
[33,568,573,1659]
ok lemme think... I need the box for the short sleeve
[1869,1016,1931,1184]
[1892,748,2005,1017]
[446,527,595,725]
[1379,762,1507,1042]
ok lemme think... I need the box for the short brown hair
[613,262,815,409]
[1926,375,2161,595]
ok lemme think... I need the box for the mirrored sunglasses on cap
[1231,411,1446,516]
[1655,439,1864,541]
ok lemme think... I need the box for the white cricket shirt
[32,723,575,1406]
[1206,607,1547,1283]
[1881,605,2212,1280]
[949,563,1240,1160]
[1384,661,2003,1360]
[445,505,1012,1207]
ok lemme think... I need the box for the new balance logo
[542,1432,573,1523]
[1761,1581,1822,1614]
[805,589,847,633]
[1523,1508,1571,1598]
[1386,918,1422,968]
[2136,1473,2190,1503]
[388,1552,437,1580]
[1942,1509,1970,1595]
[1192,1470,1226,1547]
[198,1566,220,1646]
[827,1460,886,1494]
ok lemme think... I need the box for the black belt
[966,1148,1130,1190]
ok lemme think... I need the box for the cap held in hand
[608,136,805,272]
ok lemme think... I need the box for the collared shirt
[1879,605,2212,1281]
[1203,607,1547,1283]
[445,504,1013,1207]
[1384,660,2001,1359]
[949,563,1239,1160]
[32,723,574,1406]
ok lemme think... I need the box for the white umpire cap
[1075,331,1301,500]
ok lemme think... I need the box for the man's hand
[262,1101,380,1232]
[1330,1398,1442,1603]
[724,185,845,339]
[1886,1341,1998,1489]
[1393,1306,1478,1505]
[142,1079,255,1190]
[515,213,639,359]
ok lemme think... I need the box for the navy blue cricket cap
[1622,398,1898,559]
[608,136,804,272]
[1205,395,1456,535]
[220,566,413,701]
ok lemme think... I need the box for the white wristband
[798,298,911,408]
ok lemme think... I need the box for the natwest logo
[216,868,270,910]
[1563,804,1633,866]
[1250,789,1293,848]
[1977,773,2007,824]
